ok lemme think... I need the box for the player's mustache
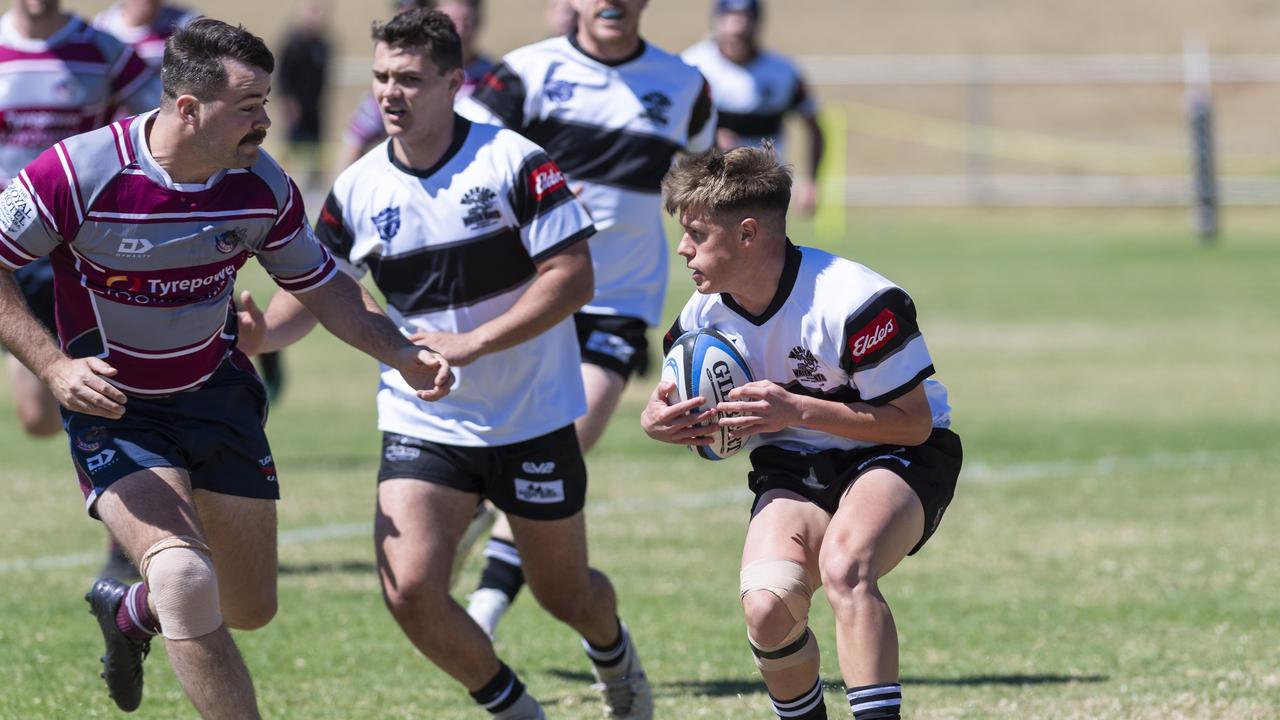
[240,129,268,145]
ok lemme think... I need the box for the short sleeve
[313,190,366,278]
[256,179,338,292]
[468,61,527,130]
[0,181,59,271]
[509,150,594,262]
[840,288,935,405]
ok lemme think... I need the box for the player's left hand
[236,290,266,356]
[715,380,803,440]
[408,330,484,367]
[393,346,453,401]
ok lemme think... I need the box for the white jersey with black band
[663,242,952,454]
[315,115,596,447]
[464,33,716,327]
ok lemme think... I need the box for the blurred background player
[335,0,494,171]
[682,0,824,213]
[461,0,716,640]
[93,0,199,67]
[543,0,576,37]
[1,0,161,582]
[276,0,332,188]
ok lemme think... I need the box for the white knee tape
[142,536,222,640]
[740,559,819,671]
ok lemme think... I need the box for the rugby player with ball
[641,146,962,720]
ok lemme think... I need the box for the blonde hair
[661,145,792,224]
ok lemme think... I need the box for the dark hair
[162,18,274,105]
[371,8,463,73]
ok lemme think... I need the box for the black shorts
[575,312,650,378]
[378,424,587,521]
[62,354,278,519]
[747,428,963,555]
[14,256,57,335]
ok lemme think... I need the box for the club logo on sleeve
[514,478,565,504]
[849,308,898,363]
[529,162,566,200]
[0,183,35,235]
[372,206,401,240]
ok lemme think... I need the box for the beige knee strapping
[141,536,222,640]
[740,559,820,671]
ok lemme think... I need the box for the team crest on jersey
[214,226,246,254]
[545,79,576,103]
[640,91,673,126]
[461,187,501,229]
[75,426,108,453]
[787,346,827,385]
[373,206,401,240]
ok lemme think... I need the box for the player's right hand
[640,380,717,446]
[393,346,454,402]
[43,357,126,420]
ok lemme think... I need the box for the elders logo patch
[529,162,566,201]
[849,308,898,363]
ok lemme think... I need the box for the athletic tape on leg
[740,559,820,671]
[141,536,222,640]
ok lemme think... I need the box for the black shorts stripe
[522,118,682,192]
[365,227,534,316]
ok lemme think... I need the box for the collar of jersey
[567,31,648,68]
[133,110,230,192]
[0,12,84,51]
[386,113,472,179]
[721,239,802,326]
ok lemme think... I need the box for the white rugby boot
[449,502,497,588]
[492,690,546,720]
[466,587,511,640]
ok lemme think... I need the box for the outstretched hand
[43,357,126,419]
[640,379,717,446]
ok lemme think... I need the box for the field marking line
[1,447,1273,574]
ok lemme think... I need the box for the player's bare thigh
[504,510,589,600]
[742,488,831,576]
[820,468,925,588]
[376,479,478,594]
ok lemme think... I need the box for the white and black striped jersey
[681,40,816,158]
[464,34,716,327]
[315,115,596,447]
[663,242,952,454]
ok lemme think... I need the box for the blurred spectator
[683,0,824,213]
[277,0,332,188]
[93,0,198,67]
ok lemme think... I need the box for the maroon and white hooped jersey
[0,110,337,396]
[93,3,199,68]
[0,12,159,186]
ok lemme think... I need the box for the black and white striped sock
[845,683,901,719]
[469,663,528,715]
[770,677,827,718]
[582,619,630,680]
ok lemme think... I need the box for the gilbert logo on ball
[661,328,754,461]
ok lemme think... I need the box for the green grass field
[2,207,1278,719]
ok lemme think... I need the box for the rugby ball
[661,328,754,461]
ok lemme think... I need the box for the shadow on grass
[278,560,375,575]
[546,670,1107,699]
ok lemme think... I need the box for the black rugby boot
[85,578,150,712]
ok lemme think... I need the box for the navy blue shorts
[63,354,279,518]
[14,256,56,335]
